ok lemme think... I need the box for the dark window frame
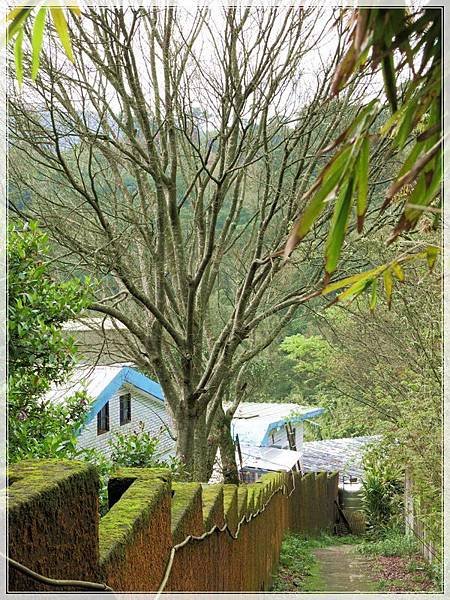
[120,393,132,426]
[97,402,109,435]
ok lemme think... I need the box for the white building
[46,366,325,477]
[45,364,175,459]
[229,402,324,482]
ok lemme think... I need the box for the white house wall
[76,384,176,459]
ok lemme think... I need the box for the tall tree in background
[8,7,432,481]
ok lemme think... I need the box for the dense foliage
[278,233,441,560]
[361,444,404,532]
[109,422,185,476]
[8,220,91,460]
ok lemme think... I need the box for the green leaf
[356,136,370,232]
[383,269,393,308]
[14,28,24,87]
[394,100,415,149]
[285,145,352,256]
[6,8,32,43]
[50,8,74,63]
[391,262,405,282]
[426,246,439,271]
[321,264,386,295]
[397,140,424,179]
[325,178,354,277]
[7,8,25,21]
[321,100,379,154]
[337,277,371,302]
[31,8,47,80]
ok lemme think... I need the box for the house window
[120,393,131,425]
[97,402,109,435]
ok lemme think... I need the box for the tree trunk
[217,407,240,484]
[176,409,215,482]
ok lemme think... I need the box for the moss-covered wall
[7,460,100,592]
[171,482,204,544]
[99,467,172,591]
[7,462,339,593]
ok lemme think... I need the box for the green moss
[237,486,248,521]
[201,484,224,529]
[246,483,264,514]
[259,473,281,501]
[223,485,238,533]
[259,472,280,494]
[99,468,171,565]
[171,482,203,542]
[7,460,98,512]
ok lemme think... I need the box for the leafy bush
[109,422,187,478]
[361,444,404,532]
[11,390,90,462]
[77,447,114,515]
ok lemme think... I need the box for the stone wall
[6,460,339,592]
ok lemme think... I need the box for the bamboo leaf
[14,28,24,87]
[331,44,357,96]
[285,146,352,257]
[69,6,82,17]
[383,139,441,208]
[321,100,379,154]
[321,264,386,295]
[7,8,24,21]
[6,8,32,42]
[356,136,369,232]
[382,50,397,114]
[394,100,415,149]
[50,7,74,63]
[337,277,372,302]
[31,8,47,80]
[383,268,393,308]
[397,140,424,178]
[391,262,405,282]
[325,178,354,277]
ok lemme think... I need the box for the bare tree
[9,7,382,481]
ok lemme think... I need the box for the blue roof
[230,402,325,447]
[81,366,164,425]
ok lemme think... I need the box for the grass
[357,528,419,557]
[356,528,440,592]
[271,532,362,592]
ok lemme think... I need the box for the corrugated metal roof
[240,445,302,472]
[230,402,324,447]
[301,436,380,479]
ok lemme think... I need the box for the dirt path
[312,545,377,592]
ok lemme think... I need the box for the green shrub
[109,422,187,477]
[361,443,404,532]
[358,529,418,557]
[77,447,113,515]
